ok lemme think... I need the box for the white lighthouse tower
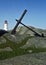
[4,20,8,31]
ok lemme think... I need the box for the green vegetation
[0,36,46,60]
[0,36,29,60]
[25,46,46,53]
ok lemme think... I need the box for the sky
[0,0,46,30]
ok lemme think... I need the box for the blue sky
[0,0,46,29]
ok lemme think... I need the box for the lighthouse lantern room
[4,20,8,31]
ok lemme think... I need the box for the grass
[0,49,27,60]
[0,36,46,60]
[25,46,46,53]
[0,36,29,60]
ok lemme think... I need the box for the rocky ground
[0,52,46,65]
[0,26,46,65]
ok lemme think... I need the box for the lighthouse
[4,20,8,31]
